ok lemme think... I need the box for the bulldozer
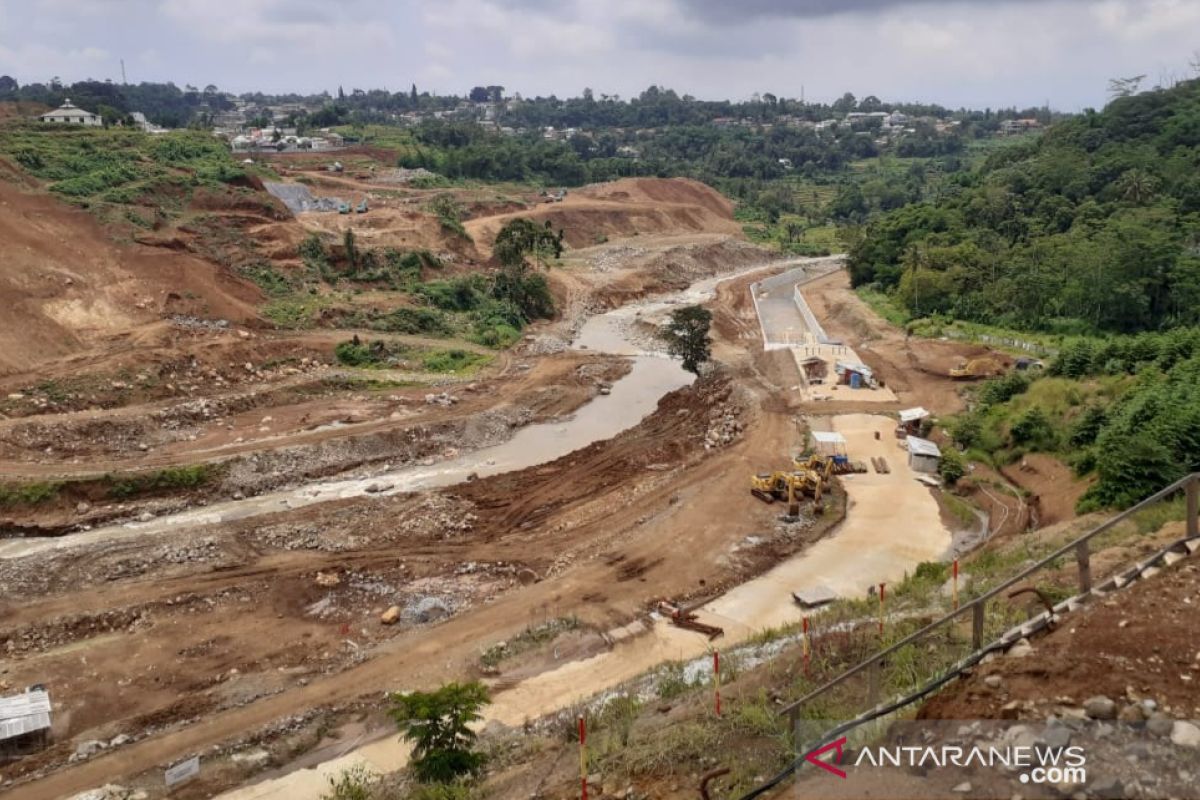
[949,357,1002,381]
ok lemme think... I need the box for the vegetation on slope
[847,78,1200,334]
[0,124,258,211]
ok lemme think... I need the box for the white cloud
[1092,0,1200,39]
[0,0,1196,105]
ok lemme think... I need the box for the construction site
[1,142,1197,800]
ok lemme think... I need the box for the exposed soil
[0,180,262,376]
[923,542,1200,723]
[465,178,744,256]
[801,270,1009,415]
[1000,452,1092,528]
[0,163,1104,800]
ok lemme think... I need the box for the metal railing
[778,472,1200,724]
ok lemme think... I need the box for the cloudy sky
[1,0,1197,110]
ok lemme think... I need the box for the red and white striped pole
[713,650,722,717]
[878,582,886,637]
[579,715,588,800]
[802,616,811,677]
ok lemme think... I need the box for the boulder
[380,606,401,625]
[1083,695,1117,720]
[1171,721,1200,748]
[406,596,451,624]
[1006,638,1034,658]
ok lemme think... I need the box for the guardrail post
[1076,540,1092,593]
[1188,478,1199,539]
[971,601,985,650]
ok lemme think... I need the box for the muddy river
[0,264,778,561]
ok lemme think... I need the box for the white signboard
[165,755,200,787]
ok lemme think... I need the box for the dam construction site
[2,136,1198,800]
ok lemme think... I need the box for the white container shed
[905,436,942,474]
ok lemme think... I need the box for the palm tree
[1116,169,1158,204]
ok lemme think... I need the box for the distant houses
[1000,118,1042,135]
[39,99,100,127]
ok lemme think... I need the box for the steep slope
[0,179,261,375]
[464,177,743,255]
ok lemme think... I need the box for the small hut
[798,356,828,384]
[896,407,930,438]
[0,689,51,759]
[905,436,942,474]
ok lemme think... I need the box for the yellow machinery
[750,468,826,515]
[795,452,866,477]
[950,357,1002,380]
[793,454,834,482]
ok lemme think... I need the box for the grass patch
[105,464,215,500]
[855,286,912,328]
[239,264,298,298]
[0,481,63,508]
[334,339,491,374]
[479,617,581,669]
[263,293,335,330]
[942,493,979,528]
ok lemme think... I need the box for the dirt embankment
[0,354,628,534]
[466,178,744,256]
[999,452,1091,528]
[0,181,263,376]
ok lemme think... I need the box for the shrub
[976,371,1033,407]
[1009,407,1055,448]
[334,338,385,367]
[949,414,983,448]
[938,448,966,485]
[376,307,453,336]
[1067,404,1107,447]
[416,277,489,312]
[320,766,379,800]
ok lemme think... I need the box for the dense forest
[399,117,906,186]
[847,78,1200,334]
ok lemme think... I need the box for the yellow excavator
[793,453,834,482]
[950,357,1002,380]
[750,468,826,515]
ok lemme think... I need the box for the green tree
[494,218,563,271]
[1115,168,1158,204]
[661,305,713,374]
[491,218,561,320]
[938,448,966,485]
[343,229,358,273]
[390,682,491,784]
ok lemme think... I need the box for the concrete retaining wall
[792,284,831,344]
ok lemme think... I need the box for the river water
[0,264,773,561]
